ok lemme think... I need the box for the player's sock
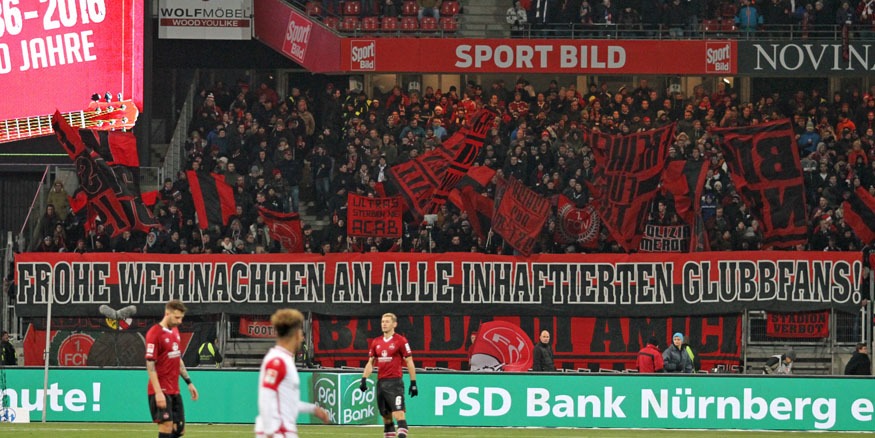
[396,420,408,438]
[383,422,396,438]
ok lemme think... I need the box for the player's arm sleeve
[258,358,287,435]
[298,401,317,414]
[144,328,158,361]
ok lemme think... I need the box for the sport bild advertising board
[4,369,875,431]
[342,39,737,74]
[0,0,143,120]
[14,252,863,317]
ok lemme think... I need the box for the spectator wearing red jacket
[637,337,664,373]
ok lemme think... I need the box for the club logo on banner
[556,195,600,245]
[493,177,551,256]
[469,321,533,372]
[347,193,402,238]
[639,225,690,252]
[257,207,304,253]
[712,119,808,248]
[766,311,829,338]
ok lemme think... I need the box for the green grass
[0,423,867,437]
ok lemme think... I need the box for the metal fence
[743,306,871,375]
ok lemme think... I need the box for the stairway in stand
[458,0,510,38]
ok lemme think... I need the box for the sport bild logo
[351,40,376,71]
[706,42,731,73]
[282,11,312,63]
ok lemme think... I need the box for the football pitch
[0,423,865,437]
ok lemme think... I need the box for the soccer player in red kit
[360,313,418,438]
[146,300,199,438]
[255,308,330,437]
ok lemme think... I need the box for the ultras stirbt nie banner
[14,252,864,317]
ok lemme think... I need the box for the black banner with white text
[14,252,863,318]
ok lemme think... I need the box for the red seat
[305,1,323,16]
[720,21,737,32]
[440,1,460,16]
[400,16,418,31]
[439,17,457,33]
[702,19,719,32]
[343,1,361,16]
[362,16,379,32]
[420,16,438,32]
[323,16,340,29]
[381,17,399,32]
[339,16,360,31]
[402,0,418,16]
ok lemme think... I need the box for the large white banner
[158,0,252,40]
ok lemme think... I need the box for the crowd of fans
[29,75,875,256]
[290,0,874,37]
[510,0,875,34]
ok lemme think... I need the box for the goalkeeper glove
[359,377,368,392]
[408,380,418,397]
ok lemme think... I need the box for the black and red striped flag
[52,112,157,237]
[186,170,236,230]
[843,186,875,244]
[712,119,808,248]
[257,207,304,253]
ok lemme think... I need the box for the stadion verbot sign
[345,39,737,74]
[0,0,143,119]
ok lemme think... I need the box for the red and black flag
[492,177,551,256]
[186,170,236,230]
[661,159,709,225]
[52,112,157,237]
[448,165,497,240]
[554,194,600,248]
[384,108,496,220]
[712,119,808,248]
[590,124,676,252]
[843,186,875,245]
[257,207,304,253]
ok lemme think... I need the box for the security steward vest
[198,342,220,367]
